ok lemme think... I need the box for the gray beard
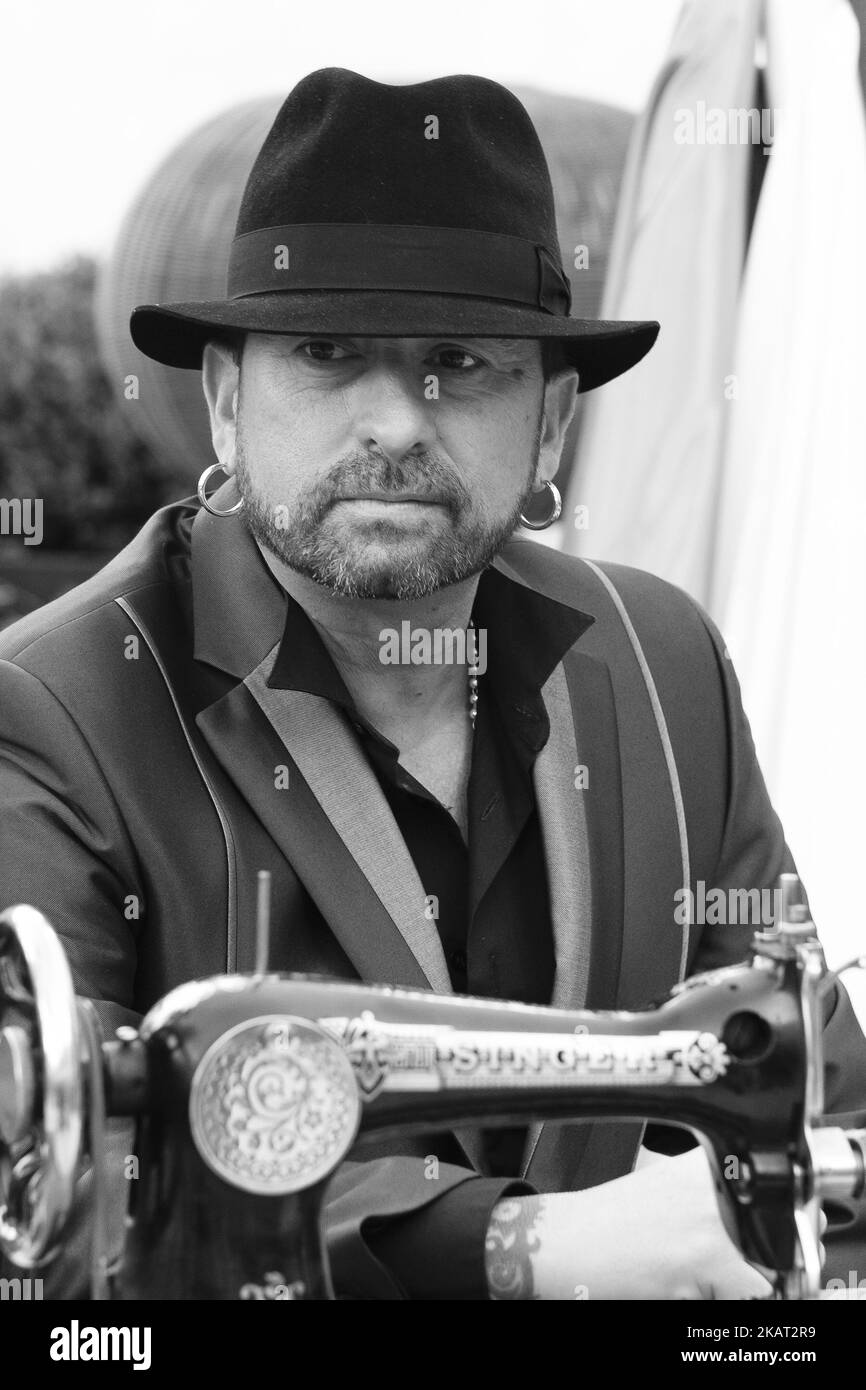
[233,434,539,601]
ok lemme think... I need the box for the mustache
[319,453,470,512]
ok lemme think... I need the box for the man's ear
[201,341,240,475]
[535,367,579,487]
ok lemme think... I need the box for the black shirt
[267,560,588,1179]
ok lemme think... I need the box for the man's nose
[350,365,437,463]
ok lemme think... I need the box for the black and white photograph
[1,0,865,1347]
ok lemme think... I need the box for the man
[1,68,864,1300]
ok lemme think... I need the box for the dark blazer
[1,493,864,1296]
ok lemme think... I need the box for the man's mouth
[333,492,446,505]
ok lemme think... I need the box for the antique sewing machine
[0,873,864,1300]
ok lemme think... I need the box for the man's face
[219,333,572,600]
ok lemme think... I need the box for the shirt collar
[266,560,591,749]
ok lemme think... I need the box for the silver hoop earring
[197,463,244,517]
[519,480,562,530]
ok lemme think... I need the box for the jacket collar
[191,486,287,681]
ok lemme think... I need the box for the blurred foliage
[0,258,178,551]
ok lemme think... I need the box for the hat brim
[130,291,658,393]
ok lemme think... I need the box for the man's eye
[431,346,485,371]
[299,340,352,362]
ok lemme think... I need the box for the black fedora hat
[130,68,658,392]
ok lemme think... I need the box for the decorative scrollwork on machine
[189,1016,361,1195]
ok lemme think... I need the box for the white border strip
[115,597,239,972]
[580,561,691,980]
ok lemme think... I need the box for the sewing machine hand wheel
[0,904,83,1267]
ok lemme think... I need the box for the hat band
[227,223,572,316]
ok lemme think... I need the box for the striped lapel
[533,659,594,1012]
[522,648,628,1183]
[244,643,453,996]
